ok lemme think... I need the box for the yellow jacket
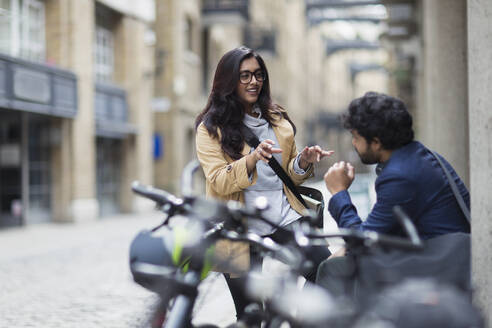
[195,111,313,274]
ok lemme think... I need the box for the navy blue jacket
[328,141,470,240]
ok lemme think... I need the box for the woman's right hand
[253,139,282,163]
[246,139,282,174]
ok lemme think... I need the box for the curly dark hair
[341,92,414,150]
[195,46,295,160]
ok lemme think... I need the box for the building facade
[0,0,155,226]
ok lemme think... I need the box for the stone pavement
[0,211,235,328]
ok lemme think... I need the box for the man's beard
[356,148,379,165]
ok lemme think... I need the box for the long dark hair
[195,46,296,160]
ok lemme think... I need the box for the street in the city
[0,211,161,328]
[0,177,374,328]
[0,209,241,328]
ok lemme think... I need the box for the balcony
[94,83,137,139]
[306,0,387,25]
[0,53,77,118]
[306,0,383,10]
[326,40,380,56]
[201,0,249,25]
[349,62,386,81]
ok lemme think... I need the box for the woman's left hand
[299,145,334,170]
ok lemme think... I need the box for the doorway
[96,137,122,217]
[0,111,22,227]
[0,110,52,227]
[27,114,52,223]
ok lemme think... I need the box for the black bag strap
[431,151,471,224]
[241,125,308,208]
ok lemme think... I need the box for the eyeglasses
[239,70,266,84]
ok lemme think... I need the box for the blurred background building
[0,0,491,321]
[0,0,390,225]
[0,0,155,226]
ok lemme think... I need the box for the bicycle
[128,160,437,328]
[128,160,346,327]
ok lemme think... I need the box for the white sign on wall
[0,144,21,167]
[151,97,171,112]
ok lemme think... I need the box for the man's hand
[324,161,355,195]
[299,145,334,170]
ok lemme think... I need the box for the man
[316,92,470,296]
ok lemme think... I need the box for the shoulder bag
[355,150,472,299]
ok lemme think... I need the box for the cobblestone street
[0,212,235,328]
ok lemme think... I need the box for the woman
[195,46,332,320]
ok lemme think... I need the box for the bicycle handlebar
[132,181,424,255]
[306,227,424,252]
[131,181,183,207]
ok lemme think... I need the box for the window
[184,16,193,52]
[0,0,14,55]
[21,0,44,61]
[0,0,45,62]
[93,3,118,83]
[93,25,114,83]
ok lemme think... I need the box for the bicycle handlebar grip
[131,181,182,206]
[375,233,424,251]
[392,205,423,247]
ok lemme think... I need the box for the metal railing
[201,0,249,20]
[0,52,78,118]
